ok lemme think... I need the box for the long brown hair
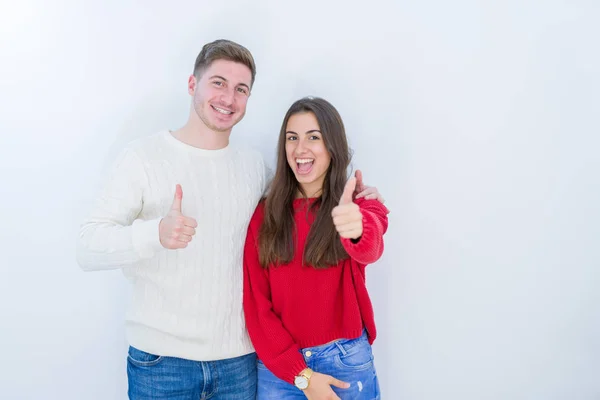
[259,97,351,269]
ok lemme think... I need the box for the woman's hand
[332,178,363,240]
[303,371,350,400]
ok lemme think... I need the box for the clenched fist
[159,184,198,249]
[331,178,363,240]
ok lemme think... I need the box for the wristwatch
[294,368,313,390]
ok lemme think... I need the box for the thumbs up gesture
[331,178,363,240]
[159,184,198,249]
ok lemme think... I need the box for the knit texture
[243,197,389,384]
[77,130,270,361]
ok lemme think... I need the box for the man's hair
[193,39,256,87]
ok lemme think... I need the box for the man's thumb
[171,184,183,212]
[340,178,356,205]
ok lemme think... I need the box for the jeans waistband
[300,330,368,358]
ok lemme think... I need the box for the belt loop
[334,341,347,355]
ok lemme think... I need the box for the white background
[1,0,599,399]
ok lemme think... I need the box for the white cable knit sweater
[77,130,270,361]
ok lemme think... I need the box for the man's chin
[204,120,233,133]
[211,116,243,132]
[213,125,235,133]
[198,111,239,133]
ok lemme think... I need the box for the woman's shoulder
[249,198,267,230]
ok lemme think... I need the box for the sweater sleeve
[340,198,389,264]
[76,148,164,271]
[243,208,307,385]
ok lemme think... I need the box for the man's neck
[172,120,231,150]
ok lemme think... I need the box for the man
[77,39,382,399]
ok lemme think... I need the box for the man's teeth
[296,159,314,164]
[213,106,233,115]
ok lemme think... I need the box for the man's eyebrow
[209,75,250,90]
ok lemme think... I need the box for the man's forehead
[204,60,251,83]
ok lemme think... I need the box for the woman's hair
[259,97,352,269]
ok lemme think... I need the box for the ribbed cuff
[281,354,308,385]
[341,208,385,264]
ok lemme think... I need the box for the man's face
[189,59,252,133]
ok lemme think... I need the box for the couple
[77,39,389,400]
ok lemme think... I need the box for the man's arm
[76,148,164,271]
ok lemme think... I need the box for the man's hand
[353,169,385,204]
[159,184,198,249]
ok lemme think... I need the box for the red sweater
[243,197,389,384]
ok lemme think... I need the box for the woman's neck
[296,187,322,199]
[296,180,324,198]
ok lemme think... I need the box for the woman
[243,97,389,400]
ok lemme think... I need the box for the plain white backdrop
[1,0,599,399]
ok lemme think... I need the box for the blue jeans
[257,331,380,400]
[127,346,257,399]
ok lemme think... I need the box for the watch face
[294,376,309,390]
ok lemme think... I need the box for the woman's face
[284,112,331,197]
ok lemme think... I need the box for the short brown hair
[193,39,256,87]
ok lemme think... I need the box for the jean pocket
[127,346,164,367]
[334,341,374,370]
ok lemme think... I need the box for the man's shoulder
[231,145,265,162]
[123,131,166,153]
[113,131,171,166]
[230,146,268,173]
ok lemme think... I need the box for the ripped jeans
[257,331,381,399]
